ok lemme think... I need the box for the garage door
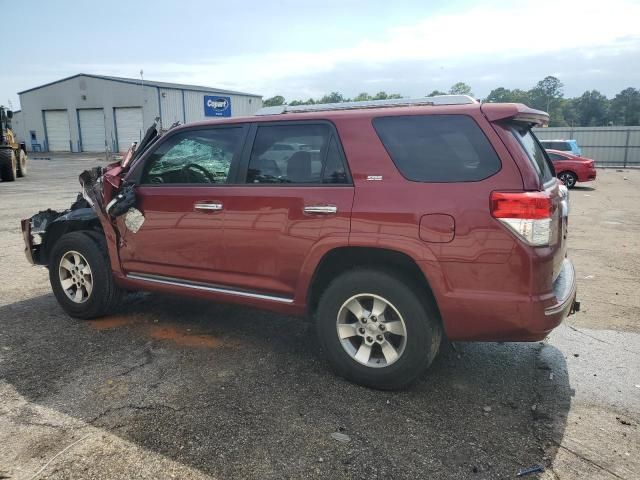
[78,109,106,152]
[44,110,71,152]
[115,107,143,152]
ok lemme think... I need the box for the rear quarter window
[372,115,501,182]
[512,126,555,184]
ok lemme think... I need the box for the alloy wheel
[58,250,93,303]
[336,293,407,368]
[559,172,576,188]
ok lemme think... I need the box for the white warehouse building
[14,73,262,153]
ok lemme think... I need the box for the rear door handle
[304,205,337,215]
[194,202,223,212]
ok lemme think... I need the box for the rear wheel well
[307,247,441,321]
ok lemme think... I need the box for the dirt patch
[97,379,130,399]
[147,325,223,348]
[88,314,232,349]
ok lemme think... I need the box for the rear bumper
[431,258,578,342]
[544,258,577,317]
[579,168,597,182]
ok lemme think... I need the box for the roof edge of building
[18,73,262,98]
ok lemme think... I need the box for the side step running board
[126,273,294,304]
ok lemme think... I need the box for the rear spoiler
[480,103,549,127]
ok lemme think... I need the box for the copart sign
[204,96,231,117]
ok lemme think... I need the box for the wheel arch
[41,208,104,266]
[305,246,443,324]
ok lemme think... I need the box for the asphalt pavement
[0,156,638,479]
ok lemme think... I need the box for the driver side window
[141,128,242,185]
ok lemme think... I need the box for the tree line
[262,77,640,127]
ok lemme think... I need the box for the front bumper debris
[21,218,34,264]
[21,209,64,265]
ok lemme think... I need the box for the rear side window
[323,136,349,184]
[512,127,554,183]
[246,124,349,184]
[372,115,501,182]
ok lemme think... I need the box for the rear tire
[17,150,27,177]
[49,231,123,319]
[316,269,442,390]
[0,149,17,182]
[558,171,577,189]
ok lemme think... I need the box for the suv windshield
[513,126,554,184]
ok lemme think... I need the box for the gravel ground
[0,156,638,479]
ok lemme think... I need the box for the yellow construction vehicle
[0,106,27,181]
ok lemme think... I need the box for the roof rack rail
[255,95,477,116]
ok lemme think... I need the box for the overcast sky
[3,0,640,108]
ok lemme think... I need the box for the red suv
[545,149,597,188]
[21,96,578,389]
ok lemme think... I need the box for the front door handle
[194,202,223,212]
[304,205,337,215]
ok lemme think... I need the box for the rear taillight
[491,191,553,246]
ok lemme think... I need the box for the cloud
[12,0,640,104]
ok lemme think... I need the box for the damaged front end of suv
[21,194,98,265]
[20,122,162,268]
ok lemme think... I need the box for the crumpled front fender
[79,167,125,277]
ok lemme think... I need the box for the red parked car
[21,96,578,389]
[546,149,597,188]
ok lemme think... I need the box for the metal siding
[115,107,143,152]
[19,73,260,97]
[628,147,640,164]
[78,109,106,152]
[18,74,259,151]
[11,111,26,144]
[627,130,640,145]
[184,91,204,123]
[534,126,640,166]
[159,88,183,128]
[44,110,71,151]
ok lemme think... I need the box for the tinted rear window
[513,127,554,183]
[372,115,501,182]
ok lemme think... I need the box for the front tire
[17,150,27,177]
[0,149,17,182]
[558,171,577,189]
[49,231,123,319]
[316,269,442,390]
